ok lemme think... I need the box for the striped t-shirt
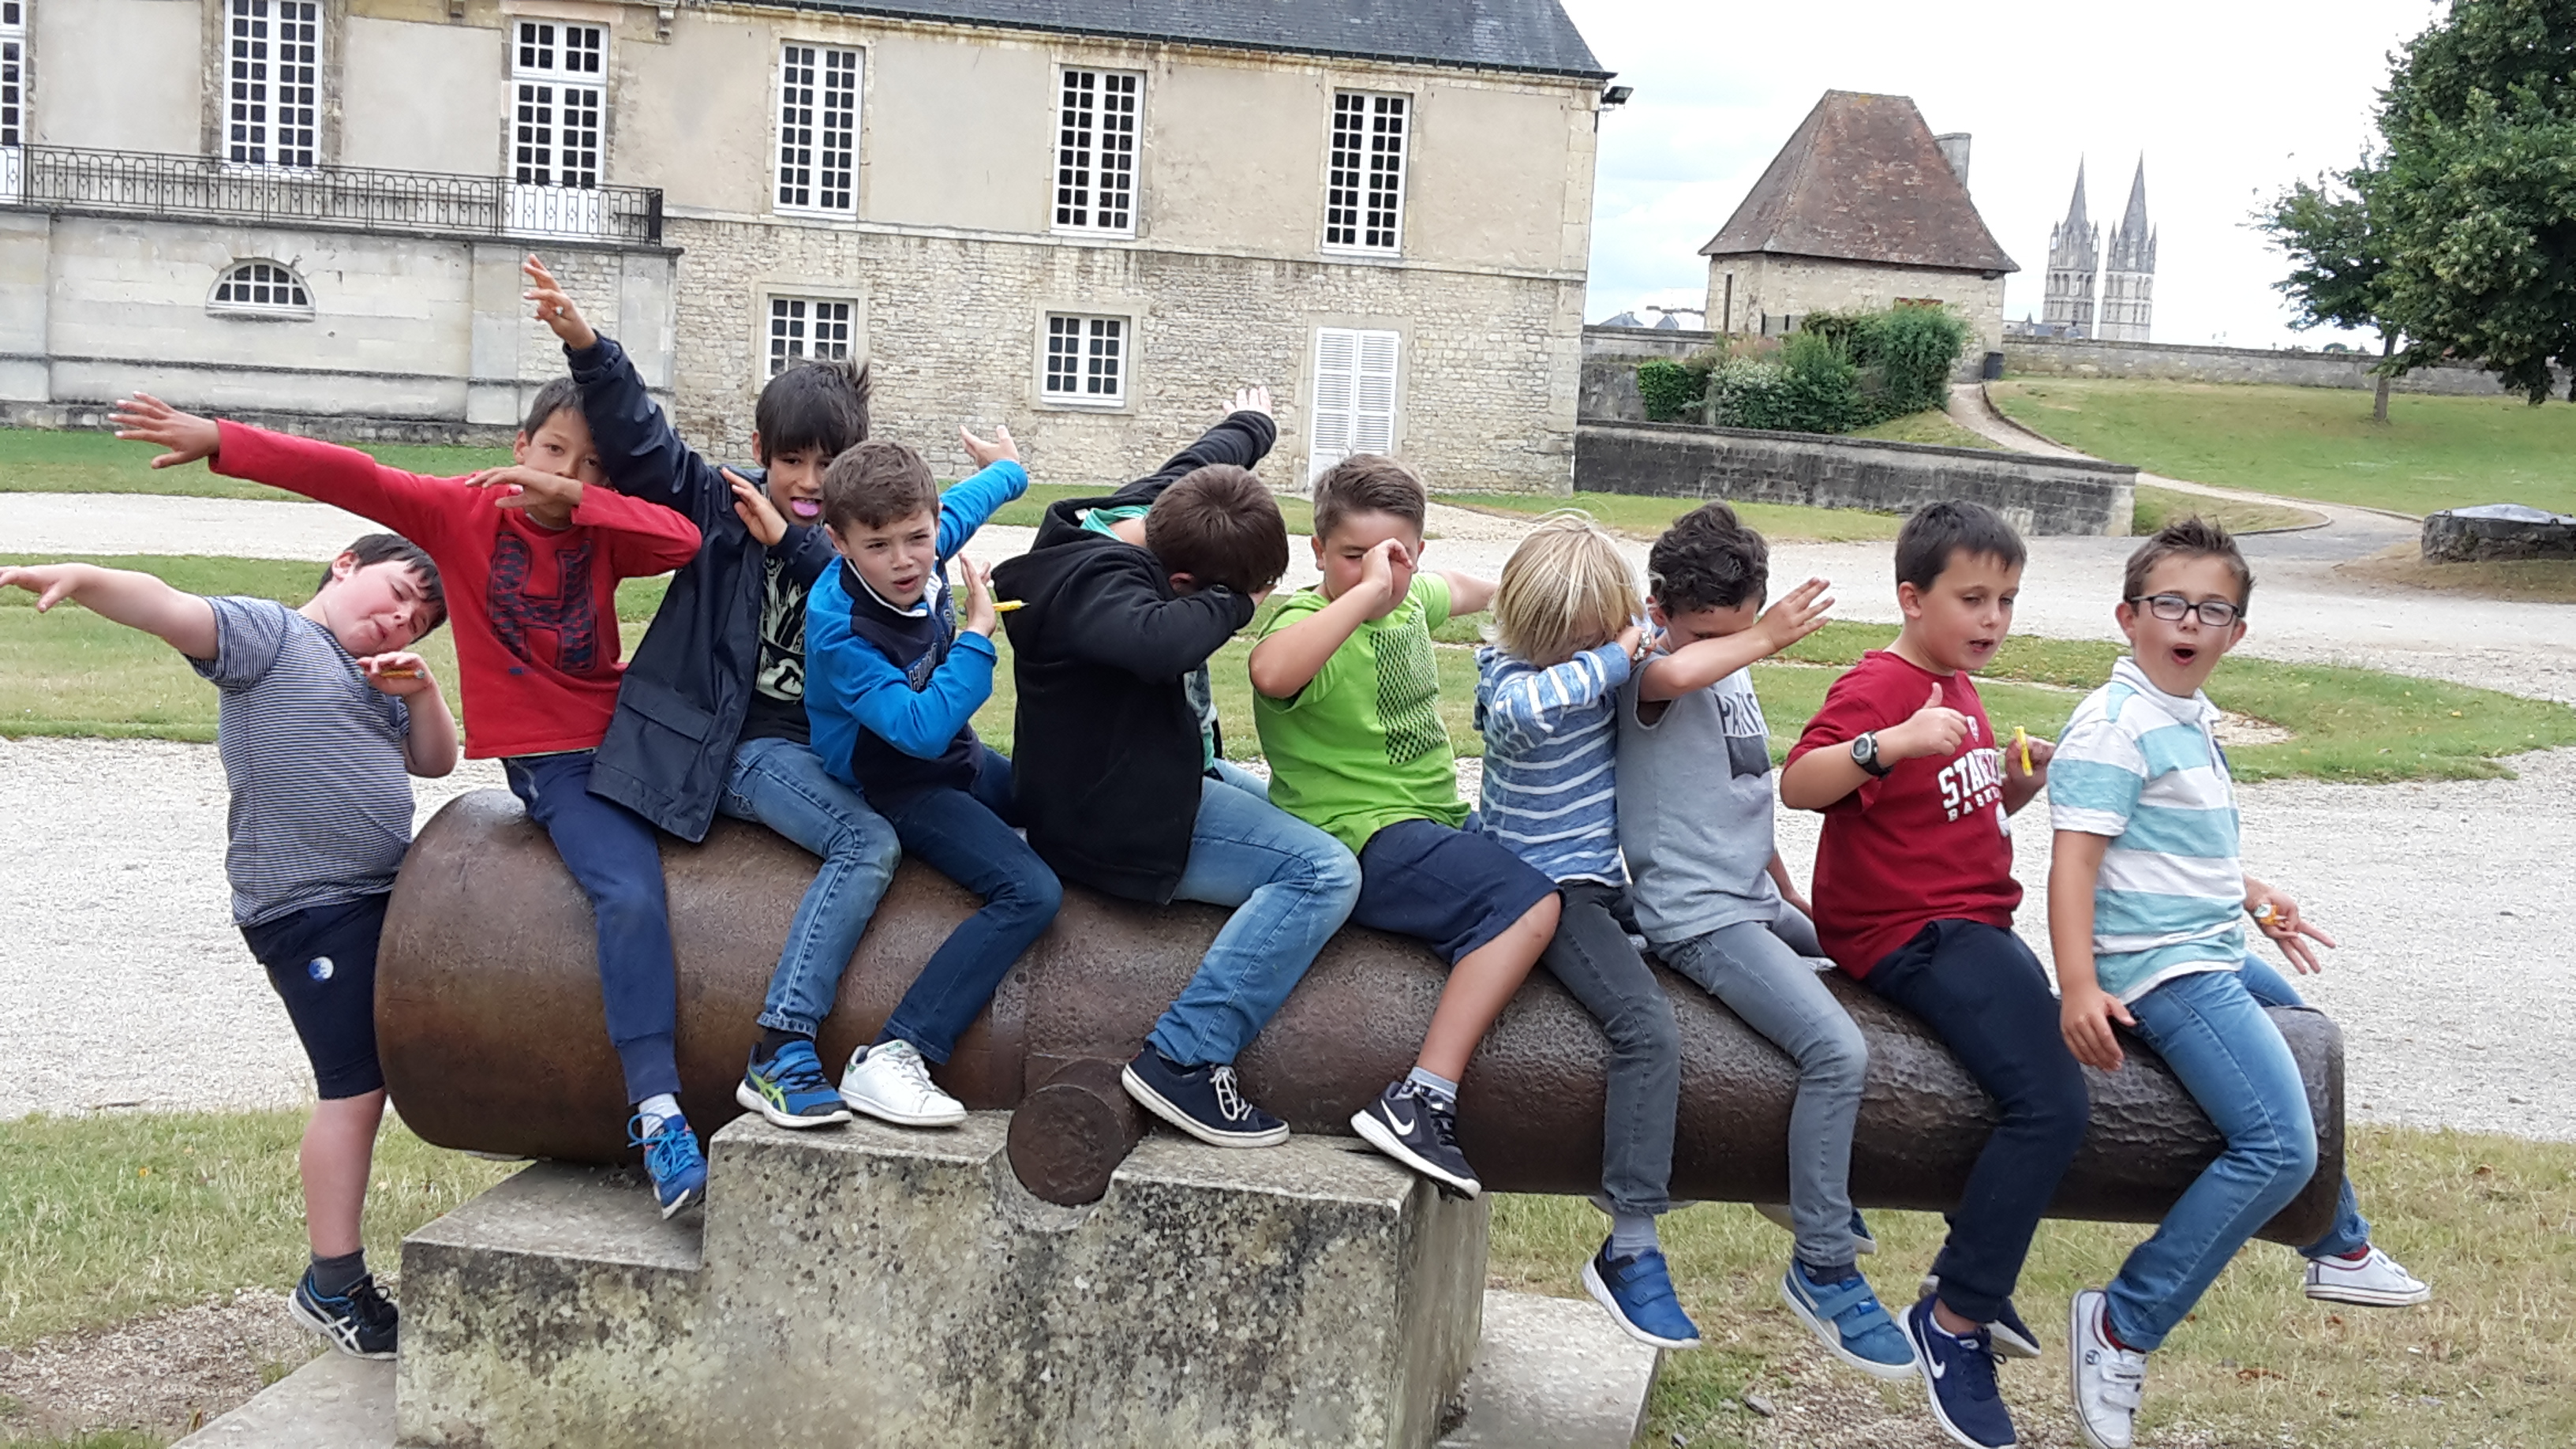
[2049,655,2248,1002]
[191,597,417,927]
[1473,641,1631,885]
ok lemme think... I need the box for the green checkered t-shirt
[1252,573,1465,854]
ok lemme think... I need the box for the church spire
[2098,155,2155,342]
[2043,159,2099,338]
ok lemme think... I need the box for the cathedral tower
[2042,162,2099,338]
[2097,157,2156,343]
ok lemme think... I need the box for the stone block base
[398,1114,1492,1447]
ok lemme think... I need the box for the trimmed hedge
[1649,304,1971,435]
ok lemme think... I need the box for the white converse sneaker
[2069,1289,2144,1449]
[839,1039,967,1127]
[2303,1244,2432,1307]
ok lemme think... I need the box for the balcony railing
[0,145,663,246]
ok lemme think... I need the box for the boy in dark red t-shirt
[1780,500,2084,1449]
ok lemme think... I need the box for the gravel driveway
[2,732,2566,1142]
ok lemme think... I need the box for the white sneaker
[2303,1244,2431,1306]
[2068,1289,2145,1449]
[839,1039,967,1127]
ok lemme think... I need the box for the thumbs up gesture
[1885,679,1971,762]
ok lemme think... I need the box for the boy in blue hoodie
[805,438,1061,1125]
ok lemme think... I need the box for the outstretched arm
[1109,389,1279,507]
[1439,571,1497,617]
[114,397,458,547]
[1637,578,1834,702]
[0,563,219,659]
[1478,637,1634,754]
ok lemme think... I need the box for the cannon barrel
[379,792,2342,1243]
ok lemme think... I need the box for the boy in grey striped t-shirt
[2,537,455,1361]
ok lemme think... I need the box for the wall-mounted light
[1601,84,1634,109]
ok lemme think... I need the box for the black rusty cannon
[379,791,2345,1243]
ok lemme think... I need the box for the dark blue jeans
[873,747,1063,1064]
[506,750,680,1105]
[1864,919,2091,1324]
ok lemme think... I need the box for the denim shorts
[1353,817,1559,965]
[239,893,390,1099]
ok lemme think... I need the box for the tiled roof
[1700,91,2018,275]
[781,1,1610,80]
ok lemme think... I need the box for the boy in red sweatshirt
[112,384,713,1217]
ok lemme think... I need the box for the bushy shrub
[1705,355,1790,429]
[1799,304,1971,424]
[1775,330,1868,433]
[1635,358,1705,421]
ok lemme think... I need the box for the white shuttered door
[1308,327,1399,483]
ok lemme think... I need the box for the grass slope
[12,558,2570,781]
[1990,379,2576,517]
[1848,407,2006,451]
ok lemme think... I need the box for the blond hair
[1491,511,1643,667]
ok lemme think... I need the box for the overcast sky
[1560,0,2443,349]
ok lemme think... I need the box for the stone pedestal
[2422,503,2576,563]
[399,1114,1490,1448]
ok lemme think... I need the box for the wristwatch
[1850,731,1893,778]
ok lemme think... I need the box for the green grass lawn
[1436,492,1905,545]
[0,426,510,501]
[3,1108,2567,1449]
[1990,379,2576,517]
[10,558,2571,782]
[1848,406,2006,451]
[2133,483,2325,537]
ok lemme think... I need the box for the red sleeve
[1787,655,1920,809]
[209,421,461,549]
[571,485,704,578]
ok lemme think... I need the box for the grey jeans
[1661,903,1870,1271]
[1539,882,1681,1219]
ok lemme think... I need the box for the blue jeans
[1148,760,1361,1067]
[2235,953,2371,1260]
[2105,955,2370,1349]
[872,747,1063,1063]
[718,736,903,1039]
[507,751,680,1105]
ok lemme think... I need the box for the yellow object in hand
[2013,726,2032,775]
[991,600,1026,614]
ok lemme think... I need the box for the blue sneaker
[629,1114,707,1219]
[1780,1261,1916,1380]
[736,1039,853,1129]
[1580,1241,1702,1350]
[1904,1294,2017,1449]
[1921,1271,2041,1359]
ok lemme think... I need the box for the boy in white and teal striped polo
[2047,518,2428,1449]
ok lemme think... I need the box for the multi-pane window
[1308,327,1399,481]
[227,1,319,169]
[1324,92,1408,251]
[0,2,22,153]
[513,21,605,189]
[768,298,854,377]
[210,260,313,315]
[1053,69,1138,234]
[777,44,860,214]
[1043,315,1126,404]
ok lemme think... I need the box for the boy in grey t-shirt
[1614,504,1918,1382]
[1,537,454,1361]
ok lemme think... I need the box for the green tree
[2259,167,2404,421]
[2369,0,2576,403]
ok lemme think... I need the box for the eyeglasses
[2129,593,2245,627]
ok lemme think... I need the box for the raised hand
[1357,536,1407,612]
[358,652,436,697]
[463,464,584,515]
[960,424,1019,469]
[522,254,597,350]
[1230,384,1274,419]
[109,394,223,470]
[1886,680,1971,762]
[0,564,84,611]
[726,468,786,546]
[957,556,998,638]
[1756,576,1835,652]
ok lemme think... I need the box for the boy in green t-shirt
[1250,455,1562,1197]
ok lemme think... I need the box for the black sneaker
[290,1269,399,1360]
[1121,1050,1290,1148]
[1350,1080,1481,1197]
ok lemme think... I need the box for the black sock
[758,1027,811,1058]
[311,1248,367,1298]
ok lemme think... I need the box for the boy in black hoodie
[993,388,1361,1145]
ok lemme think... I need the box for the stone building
[0,0,1614,492]
[1698,90,2016,360]
[2096,159,2156,343]
[2042,162,2099,339]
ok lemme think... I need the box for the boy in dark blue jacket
[528,256,917,1132]
[806,438,1060,1126]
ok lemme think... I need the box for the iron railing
[0,145,663,246]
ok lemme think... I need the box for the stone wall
[2001,337,2552,396]
[663,215,1583,492]
[1576,418,2133,537]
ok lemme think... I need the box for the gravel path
[2,732,2567,1141]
